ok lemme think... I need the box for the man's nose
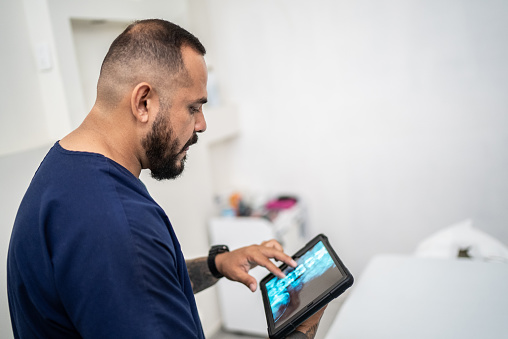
[195,112,207,133]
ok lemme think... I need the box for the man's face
[142,46,208,180]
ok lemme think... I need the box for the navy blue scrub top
[7,142,205,338]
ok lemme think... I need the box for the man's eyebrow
[193,97,208,105]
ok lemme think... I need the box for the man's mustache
[180,133,198,153]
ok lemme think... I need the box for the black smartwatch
[208,245,229,279]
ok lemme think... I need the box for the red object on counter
[265,199,297,210]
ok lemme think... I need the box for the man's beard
[142,112,198,181]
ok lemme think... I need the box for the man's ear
[131,82,157,123]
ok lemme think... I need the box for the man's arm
[186,257,219,294]
[286,326,318,339]
[284,305,326,339]
[187,239,296,294]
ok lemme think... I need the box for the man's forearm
[186,257,219,294]
[282,310,321,339]
[285,326,318,339]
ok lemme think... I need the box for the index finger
[260,246,297,269]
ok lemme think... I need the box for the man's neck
[59,109,143,178]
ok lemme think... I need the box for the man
[7,19,326,338]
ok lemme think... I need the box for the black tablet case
[260,234,354,339]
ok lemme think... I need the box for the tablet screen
[265,240,344,329]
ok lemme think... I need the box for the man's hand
[214,239,297,292]
[283,305,327,339]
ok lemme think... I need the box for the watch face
[211,245,228,253]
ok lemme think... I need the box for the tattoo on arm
[283,323,319,339]
[186,257,219,294]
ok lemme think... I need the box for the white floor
[208,295,347,339]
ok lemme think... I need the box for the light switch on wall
[35,42,53,71]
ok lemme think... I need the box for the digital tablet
[260,234,354,339]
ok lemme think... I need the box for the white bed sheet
[324,255,508,339]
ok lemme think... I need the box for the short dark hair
[97,19,206,104]
[101,19,205,76]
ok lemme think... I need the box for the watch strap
[208,245,229,279]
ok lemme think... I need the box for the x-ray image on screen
[265,241,344,327]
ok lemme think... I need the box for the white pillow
[414,219,508,263]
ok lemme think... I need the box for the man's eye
[189,106,200,114]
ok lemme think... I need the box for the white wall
[0,1,54,336]
[0,0,51,155]
[204,0,508,275]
